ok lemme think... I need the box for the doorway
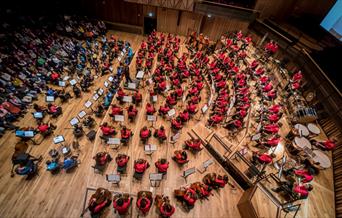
[144,17,157,35]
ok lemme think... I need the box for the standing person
[124,64,132,83]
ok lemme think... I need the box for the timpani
[307,123,321,135]
[294,136,312,149]
[312,150,331,169]
[294,124,309,137]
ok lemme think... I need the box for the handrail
[198,0,259,13]
[301,48,342,97]
[256,19,293,44]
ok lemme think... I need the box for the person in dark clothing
[124,64,132,83]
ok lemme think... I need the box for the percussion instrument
[294,137,312,149]
[294,124,309,137]
[307,123,321,135]
[294,107,317,123]
[312,150,331,168]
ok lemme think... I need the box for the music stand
[151,95,157,103]
[84,100,93,111]
[104,81,109,88]
[147,115,157,128]
[107,138,121,150]
[58,81,66,87]
[144,144,157,157]
[197,159,214,174]
[108,76,114,82]
[69,79,77,86]
[106,174,121,186]
[114,115,125,127]
[70,117,79,126]
[33,112,43,119]
[45,96,55,102]
[78,111,87,119]
[53,135,65,147]
[149,173,163,187]
[122,96,132,103]
[182,167,196,183]
[127,82,137,90]
[196,104,208,121]
[92,94,100,101]
[97,88,104,96]
[136,70,144,79]
[170,132,180,146]
[167,109,176,118]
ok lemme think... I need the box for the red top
[159,204,175,217]
[269,105,281,114]
[155,162,169,172]
[234,120,242,128]
[187,104,197,113]
[137,197,151,214]
[180,111,190,121]
[128,108,138,117]
[323,140,336,150]
[268,113,280,122]
[111,107,122,115]
[113,198,131,215]
[211,114,223,123]
[101,126,114,135]
[49,105,58,113]
[134,162,148,173]
[140,129,150,138]
[51,72,59,80]
[183,189,196,205]
[134,92,142,101]
[215,178,227,187]
[117,89,125,97]
[146,104,155,114]
[258,154,272,164]
[175,88,183,97]
[116,157,129,167]
[160,105,170,114]
[38,124,49,133]
[121,129,131,139]
[172,119,182,129]
[267,136,280,147]
[157,129,166,139]
[294,169,313,183]
[293,184,309,197]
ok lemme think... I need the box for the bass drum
[295,107,317,123]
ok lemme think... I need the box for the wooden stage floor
[0,31,335,218]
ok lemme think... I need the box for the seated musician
[83,116,95,128]
[116,88,125,103]
[33,104,47,113]
[311,138,336,151]
[190,95,201,104]
[267,113,281,123]
[15,156,40,177]
[140,126,151,143]
[183,187,197,209]
[263,123,281,134]
[58,90,72,102]
[146,103,156,115]
[251,151,274,165]
[294,169,314,183]
[198,183,212,199]
[154,126,167,142]
[113,194,132,215]
[268,104,282,114]
[95,105,104,117]
[225,119,243,131]
[175,87,183,98]
[214,175,229,188]
[187,103,197,114]
[171,117,183,131]
[166,93,177,106]
[93,152,112,169]
[120,126,133,144]
[37,121,56,137]
[134,159,150,177]
[110,104,123,117]
[208,113,224,126]
[158,79,167,93]
[88,188,112,216]
[116,154,129,174]
[73,124,83,138]
[73,85,81,98]
[133,90,142,105]
[100,122,116,136]
[47,103,62,117]
[155,158,169,175]
[179,110,190,123]
[136,192,152,215]
[46,159,60,174]
[157,196,175,218]
[172,150,189,165]
[62,155,79,171]
[159,104,170,116]
[184,139,203,152]
[127,105,138,122]
[258,135,281,148]
[293,183,313,199]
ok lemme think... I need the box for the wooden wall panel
[156,8,202,36]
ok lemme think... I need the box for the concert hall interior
[0,0,341,217]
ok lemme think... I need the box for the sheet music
[149,173,163,181]
[147,115,156,122]
[127,82,137,89]
[78,111,86,118]
[108,76,114,82]
[93,94,99,101]
[84,100,92,108]
[59,81,66,87]
[183,167,196,177]
[69,79,77,85]
[123,96,132,103]
[107,138,121,145]
[46,96,55,102]
[201,104,208,113]
[53,135,65,144]
[168,109,176,117]
[136,71,144,79]
[114,115,125,122]
[70,117,79,126]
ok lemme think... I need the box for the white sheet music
[183,167,196,177]
[93,94,99,101]
[147,115,156,122]
[78,111,86,118]
[46,96,55,102]
[136,71,144,79]
[201,104,208,113]
[84,100,92,108]
[69,79,77,85]
[53,135,65,144]
[98,88,104,95]
[108,76,114,82]
[114,115,125,122]
[128,82,137,89]
[104,81,109,87]
[123,96,132,103]
[70,117,79,126]
[168,109,176,117]
[149,173,163,181]
[107,138,121,145]
[59,81,66,87]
